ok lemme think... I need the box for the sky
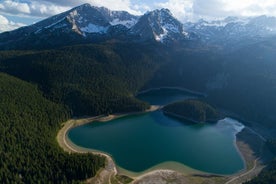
[1,0,276,32]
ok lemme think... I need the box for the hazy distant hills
[184,15,276,49]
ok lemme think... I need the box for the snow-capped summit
[70,4,138,34]
[131,9,188,42]
[2,3,138,37]
[66,4,110,34]
[2,3,276,50]
[35,3,139,35]
[96,6,138,29]
[0,3,142,49]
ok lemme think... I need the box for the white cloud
[1,0,276,27]
[38,0,144,14]
[193,0,276,19]
[0,0,30,14]
[153,0,276,21]
[225,0,276,17]
[0,0,70,17]
[28,2,70,17]
[0,14,9,25]
[0,14,25,32]
[0,0,143,18]
[84,0,142,15]
[192,0,228,20]
[131,3,151,14]
[155,0,193,21]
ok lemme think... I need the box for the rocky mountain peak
[131,8,187,42]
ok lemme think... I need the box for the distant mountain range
[1,3,276,50]
[184,15,276,47]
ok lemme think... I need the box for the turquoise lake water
[68,88,245,175]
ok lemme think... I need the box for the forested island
[162,100,220,123]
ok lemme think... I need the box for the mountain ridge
[0,4,187,49]
[1,3,276,50]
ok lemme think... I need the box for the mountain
[184,15,276,48]
[2,3,276,50]
[0,3,138,49]
[0,4,187,50]
[130,9,188,42]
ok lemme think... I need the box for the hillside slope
[0,42,163,115]
[0,73,105,183]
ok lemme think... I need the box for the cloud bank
[1,0,276,20]
[0,14,25,32]
[193,0,276,19]
[0,0,70,17]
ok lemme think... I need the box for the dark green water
[68,89,245,175]
[137,88,199,105]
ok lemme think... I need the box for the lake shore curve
[57,105,264,183]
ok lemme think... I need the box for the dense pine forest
[162,99,219,123]
[0,73,105,183]
[0,43,162,116]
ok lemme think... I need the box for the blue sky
[1,0,276,32]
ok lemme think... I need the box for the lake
[68,88,245,175]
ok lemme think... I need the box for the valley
[0,3,276,184]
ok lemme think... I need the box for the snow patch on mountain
[80,23,108,33]
[70,10,78,17]
[163,23,181,33]
[154,27,168,42]
[44,17,67,29]
[110,18,137,28]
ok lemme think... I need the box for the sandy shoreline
[57,105,265,184]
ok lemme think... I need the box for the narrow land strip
[57,116,118,184]
[225,158,260,184]
[223,127,270,184]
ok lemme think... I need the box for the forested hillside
[1,38,276,183]
[2,41,276,128]
[0,42,163,115]
[145,42,276,130]
[0,73,105,183]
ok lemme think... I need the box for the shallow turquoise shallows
[68,89,245,175]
